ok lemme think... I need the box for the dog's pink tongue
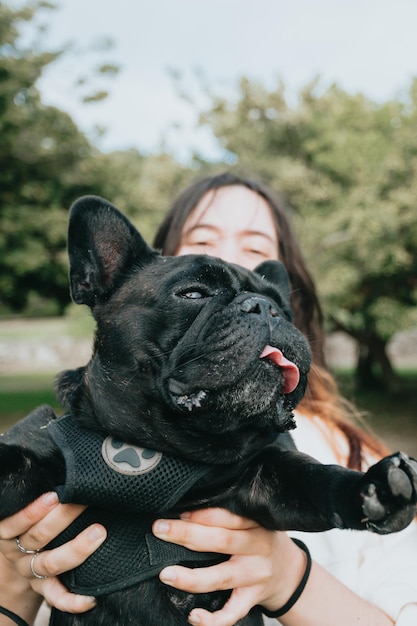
[260,346,300,394]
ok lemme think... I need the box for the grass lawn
[0,374,63,431]
[0,314,94,430]
[0,310,95,342]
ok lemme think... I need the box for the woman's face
[175,185,279,270]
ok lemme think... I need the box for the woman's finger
[16,502,87,553]
[0,492,60,543]
[31,575,97,614]
[13,523,107,615]
[188,587,261,626]
[153,518,266,555]
[159,555,268,593]
[179,508,259,530]
[16,523,107,579]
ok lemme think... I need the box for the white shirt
[264,412,417,625]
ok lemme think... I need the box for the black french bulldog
[1,196,417,626]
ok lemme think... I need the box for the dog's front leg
[223,447,417,535]
[0,406,65,519]
[0,442,63,519]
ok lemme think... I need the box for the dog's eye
[181,290,206,300]
[176,285,214,300]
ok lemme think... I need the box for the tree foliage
[0,1,89,313]
[0,1,130,314]
[196,77,417,387]
[75,149,194,242]
[0,1,193,315]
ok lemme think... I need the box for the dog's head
[56,196,311,463]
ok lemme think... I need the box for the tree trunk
[355,335,400,392]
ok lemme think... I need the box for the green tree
[0,0,118,315]
[196,77,417,389]
[76,149,194,244]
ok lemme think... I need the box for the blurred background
[1,0,416,455]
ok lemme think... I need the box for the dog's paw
[360,452,417,534]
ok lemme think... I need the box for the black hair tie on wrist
[0,606,30,626]
[262,538,312,618]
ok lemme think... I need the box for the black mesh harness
[46,414,224,596]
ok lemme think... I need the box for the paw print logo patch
[102,437,163,476]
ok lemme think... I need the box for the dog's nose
[240,296,278,318]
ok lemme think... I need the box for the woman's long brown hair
[153,172,389,469]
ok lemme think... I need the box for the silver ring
[30,552,48,579]
[15,537,38,555]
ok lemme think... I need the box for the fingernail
[88,525,106,543]
[180,511,191,520]
[84,596,97,605]
[188,611,201,625]
[42,492,59,507]
[160,567,176,583]
[153,521,170,536]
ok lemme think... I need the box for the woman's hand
[152,508,306,626]
[0,493,107,617]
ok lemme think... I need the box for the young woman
[0,172,416,626]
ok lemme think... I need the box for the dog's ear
[254,260,292,316]
[68,196,159,307]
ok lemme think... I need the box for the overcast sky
[38,0,417,160]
